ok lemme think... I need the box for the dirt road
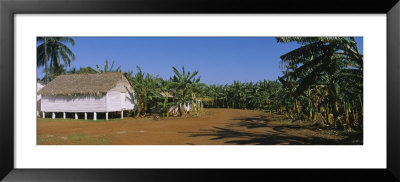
[37,108,362,145]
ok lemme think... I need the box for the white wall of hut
[40,80,135,120]
[36,82,45,116]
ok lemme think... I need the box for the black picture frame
[1,0,399,181]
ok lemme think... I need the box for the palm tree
[44,37,48,83]
[37,37,76,83]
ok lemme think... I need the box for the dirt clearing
[37,108,362,145]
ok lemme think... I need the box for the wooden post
[75,113,78,120]
[84,112,87,120]
[42,112,45,118]
[63,112,66,119]
[94,112,97,120]
[52,112,55,119]
[106,112,108,120]
[121,110,124,119]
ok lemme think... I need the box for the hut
[37,80,46,116]
[38,72,136,120]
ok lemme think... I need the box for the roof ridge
[38,72,127,96]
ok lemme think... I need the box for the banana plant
[96,59,121,73]
[169,66,202,116]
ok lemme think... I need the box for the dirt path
[37,108,362,145]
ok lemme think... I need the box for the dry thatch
[37,79,46,85]
[38,72,128,96]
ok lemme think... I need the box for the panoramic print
[36,37,363,145]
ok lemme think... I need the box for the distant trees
[96,59,121,73]
[38,59,123,82]
[67,66,97,74]
[44,64,67,81]
[67,60,121,75]
[202,80,282,111]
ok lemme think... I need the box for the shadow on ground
[228,115,271,129]
[180,115,362,145]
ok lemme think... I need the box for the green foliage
[169,66,204,116]
[36,36,363,132]
[96,59,122,73]
[41,64,67,82]
[202,80,282,111]
[126,66,204,118]
[275,37,363,130]
[201,37,363,131]
[37,37,76,83]
[67,66,98,74]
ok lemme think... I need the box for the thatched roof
[37,79,46,85]
[38,72,129,96]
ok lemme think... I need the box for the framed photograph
[1,0,399,181]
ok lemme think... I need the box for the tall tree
[44,37,48,83]
[37,37,76,83]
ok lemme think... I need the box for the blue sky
[37,37,363,85]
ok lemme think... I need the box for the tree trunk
[330,100,338,129]
[179,104,184,117]
[135,106,141,118]
[135,101,143,118]
[44,37,49,83]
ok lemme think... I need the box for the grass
[38,133,112,145]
